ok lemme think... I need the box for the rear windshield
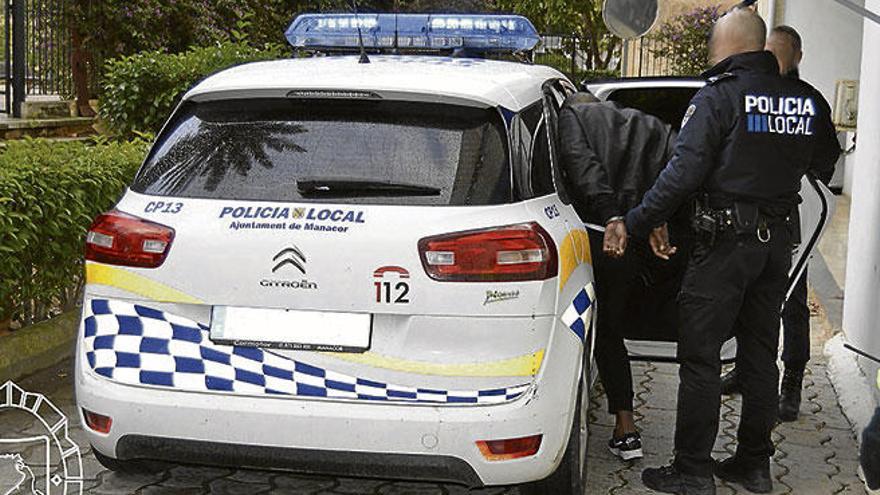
[132,98,511,205]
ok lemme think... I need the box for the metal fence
[534,34,683,81]
[2,0,73,116]
[2,5,9,113]
[535,34,620,81]
[620,37,675,77]
[25,0,72,97]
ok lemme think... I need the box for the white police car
[76,13,596,493]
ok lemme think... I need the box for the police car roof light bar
[285,13,541,53]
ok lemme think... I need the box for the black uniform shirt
[625,50,840,238]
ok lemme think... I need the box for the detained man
[557,91,678,461]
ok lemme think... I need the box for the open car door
[581,79,837,362]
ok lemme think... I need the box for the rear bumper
[74,309,585,486]
[116,435,482,486]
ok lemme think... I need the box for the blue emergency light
[285,13,540,53]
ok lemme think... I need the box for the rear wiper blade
[296,178,441,197]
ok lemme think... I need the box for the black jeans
[781,268,810,370]
[863,407,880,490]
[588,230,636,414]
[674,226,792,477]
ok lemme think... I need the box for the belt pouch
[733,202,759,235]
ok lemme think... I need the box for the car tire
[520,349,590,495]
[92,448,167,474]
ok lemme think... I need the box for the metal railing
[3,0,10,114]
[25,0,72,98]
[2,0,72,116]
[621,37,674,78]
[535,34,621,81]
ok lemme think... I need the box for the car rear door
[582,79,836,361]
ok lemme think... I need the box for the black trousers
[863,407,880,490]
[781,268,810,370]
[588,230,636,414]
[674,226,792,477]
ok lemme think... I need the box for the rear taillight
[83,408,113,434]
[85,210,174,268]
[476,434,543,461]
[418,222,557,282]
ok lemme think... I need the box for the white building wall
[780,0,864,194]
[843,0,880,402]
[780,0,864,102]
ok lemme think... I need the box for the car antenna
[353,0,370,64]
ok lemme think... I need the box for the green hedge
[100,41,285,136]
[0,138,149,326]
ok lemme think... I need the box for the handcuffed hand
[603,220,627,258]
[649,224,677,260]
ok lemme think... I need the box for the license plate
[210,306,371,352]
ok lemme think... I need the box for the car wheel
[92,448,167,474]
[520,349,590,495]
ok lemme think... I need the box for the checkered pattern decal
[82,299,530,404]
[561,283,595,342]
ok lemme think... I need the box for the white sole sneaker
[859,466,880,494]
[609,445,644,461]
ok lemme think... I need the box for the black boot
[714,456,772,493]
[642,465,716,494]
[778,367,804,422]
[720,368,741,396]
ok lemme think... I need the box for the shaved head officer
[628,8,840,495]
[720,25,832,428]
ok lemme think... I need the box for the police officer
[720,25,839,424]
[627,9,840,495]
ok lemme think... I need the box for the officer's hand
[649,224,677,260]
[603,220,627,258]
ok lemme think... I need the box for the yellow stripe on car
[322,348,545,378]
[558,228,592,291]
[85,263,203,304]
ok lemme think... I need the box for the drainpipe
[767,0,777,26]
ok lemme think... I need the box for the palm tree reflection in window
[144,118,307,195]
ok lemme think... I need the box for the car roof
[185,55,566,112]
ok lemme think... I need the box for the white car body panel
[187,55,565,112]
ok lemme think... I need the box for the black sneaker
[778,367,804,422]
[642,465,716,494]
[608,431,643,461]
[720,368,741,395]
[714,456,772,493]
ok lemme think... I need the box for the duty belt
[692,202,783,245]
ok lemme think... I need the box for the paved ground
[0,201,867,495]
[0,301,865,495]
[587,298,867,495]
